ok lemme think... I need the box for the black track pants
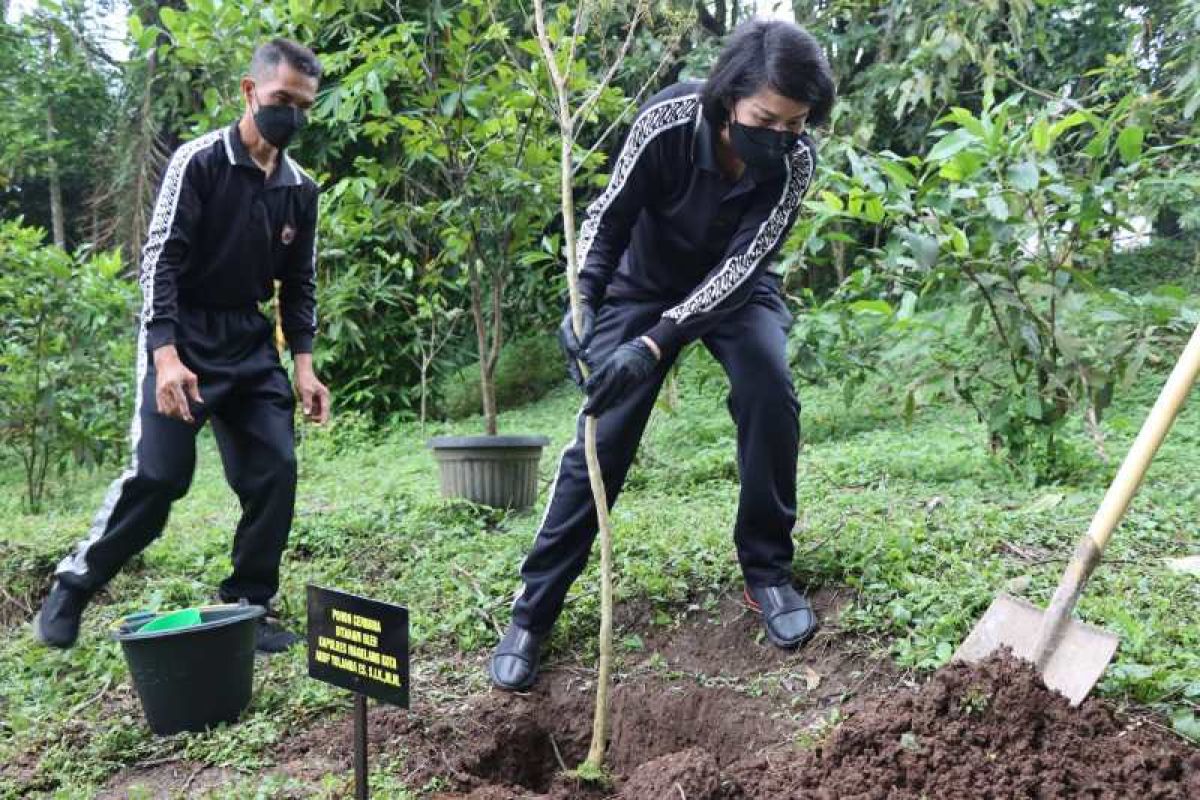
[55,306,297,605]
[511,281,800,634]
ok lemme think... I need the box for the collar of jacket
[691,106,724,175]
[223,122,302,188]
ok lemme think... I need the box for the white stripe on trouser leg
[55,131,218,579]
[511,401,587,610]
[56,332,148,576]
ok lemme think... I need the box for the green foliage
[396,0,564,433]
[901,93,1196,480]
[0,221,136,511]
[789,269,929,408]
[436,334,566,421]
[787,41,1200,481]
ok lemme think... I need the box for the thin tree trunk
[832,221,847,285]
[47,107,66,249]
[127,1,172,263]
[467,258,498,436]
[561,135,616,774]
[420,353,430,430]
[130,49,159,260]
[535,0,614,772]
[481,372,498,435]
[532,0,666,773]
[664,367,680,412]
[486,269,504,435]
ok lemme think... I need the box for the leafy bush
[0,220,136,511]
[902,97,1172,480]
[436,334,565,421]
[790,70,1200,482]
[789,267,933,408]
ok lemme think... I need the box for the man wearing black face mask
[492,20,836,691]
[35,39,329,654]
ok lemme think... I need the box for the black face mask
[251,90,306,150]
[730,118,800,179]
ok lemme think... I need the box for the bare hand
[294,354,331,424]
[153,345,202,423]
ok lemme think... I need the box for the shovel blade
[953,594,1119,706]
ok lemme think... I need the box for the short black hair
[701,20,835,128]
[249,38,323,81]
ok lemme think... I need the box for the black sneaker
[34,581,93,649]
[255,614,300,653]
[220,597,299,653]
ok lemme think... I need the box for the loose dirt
[726,651,1200,799]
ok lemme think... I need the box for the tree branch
[571,1,649,128]
[574,16,689,174]
[961,261,1024,383]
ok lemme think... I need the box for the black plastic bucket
[113,604,265,735]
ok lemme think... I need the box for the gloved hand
[584,337,659,415]
[558,304,596,389]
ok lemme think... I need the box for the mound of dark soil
[619,747,723,799]
[732,651,1200,799]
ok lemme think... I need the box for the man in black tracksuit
[35,39,330,653]
[490,20,837,690]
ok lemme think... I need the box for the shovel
[954,321,1200,705]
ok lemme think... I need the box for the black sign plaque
[306,584,409,708]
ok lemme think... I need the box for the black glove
[584,338,659,415]
[558,304,596,389]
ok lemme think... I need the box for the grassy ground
[2,316,1199,797]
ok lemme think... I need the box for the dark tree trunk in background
[128,46,161,260]
[1156,208,1182,239]
[697,0,728,36]
[698,0,743,37]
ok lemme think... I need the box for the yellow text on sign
[317,607,401,689]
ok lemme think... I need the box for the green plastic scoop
[139,607,203,633]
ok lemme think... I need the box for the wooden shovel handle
[1031,322,1200,667]
[1086,322,1200,553]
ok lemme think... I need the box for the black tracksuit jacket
[143,121,319,353]
[576,80,818,353]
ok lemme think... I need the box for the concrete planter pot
[428,435,550,510]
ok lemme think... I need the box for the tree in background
[779,0,1200,480]
[0,1,118,249]
[529,0,689,779]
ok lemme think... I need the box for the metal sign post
[306,585,410,800]
[354,693,368,800]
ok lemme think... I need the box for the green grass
[1101,235,1200,295]
[2,327,1199,797]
